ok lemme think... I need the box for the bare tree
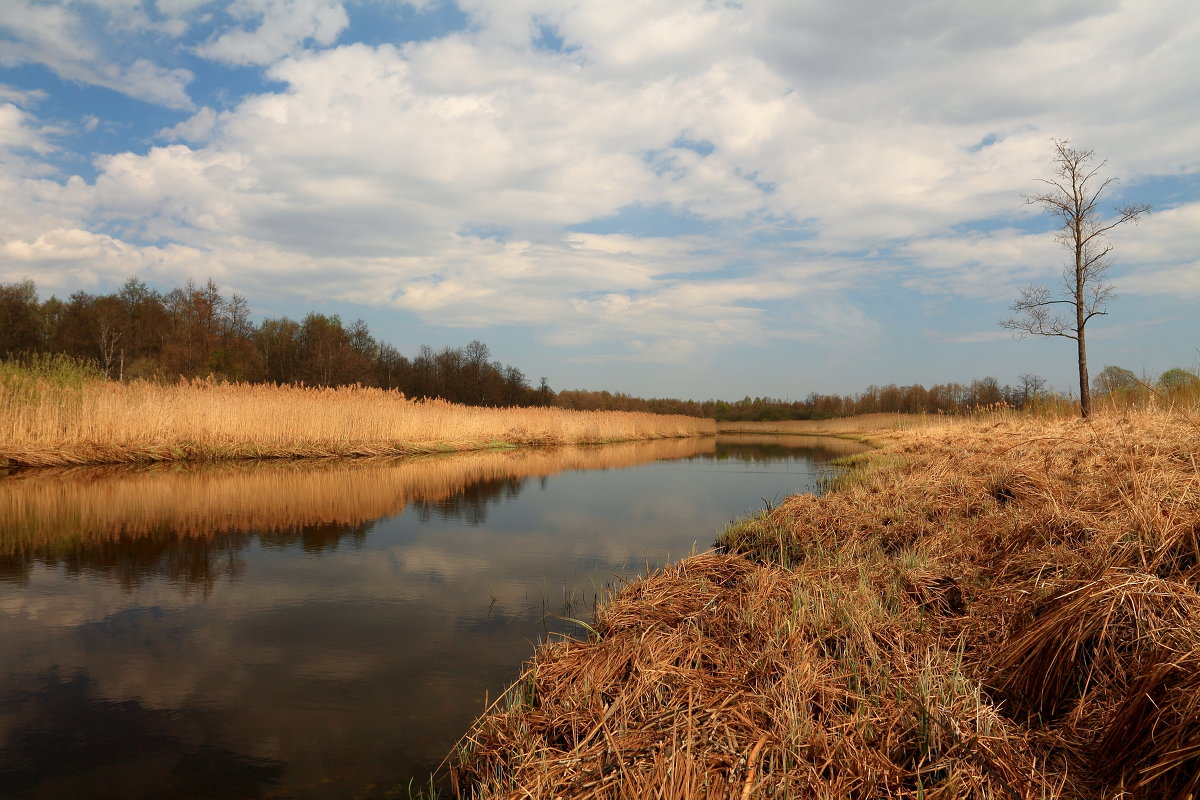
[1017,373,1047,407]
[1092,364,1139,396]
[1000,139,1150,417]
[92,296,125,379]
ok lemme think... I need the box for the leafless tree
[93,299,124,379]
[1017,373,1047,407]
[1000,139,1150,417]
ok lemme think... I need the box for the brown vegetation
[0,366,713,468]
[453,406,1200,798]
[717,413,936,435]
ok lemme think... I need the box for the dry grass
[0,371,713,468]
[717,413,934,436]
[453,406,1200,799]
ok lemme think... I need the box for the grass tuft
[452,406,1200,798]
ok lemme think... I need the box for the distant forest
[0,277,552,407]
[4,277,1185,421]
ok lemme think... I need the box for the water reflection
[0,670,282,799]
[703,434,866,461]
[414,475,527,526]
[0,435,864,798]
[0,438,715,590]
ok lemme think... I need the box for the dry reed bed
[0,378,714,467]
[453,408,1200,799]
[0,437,714,553]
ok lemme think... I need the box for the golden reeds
[717,413,934,435]
[0,373,714,468]
[454,406,1200,798]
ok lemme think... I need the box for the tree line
[554,375,1056,421]
[0,277,552,407]
[3,277,1193,420]
[555,367,1197,421]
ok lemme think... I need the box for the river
[0,434,864,799]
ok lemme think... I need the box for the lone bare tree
[1001,139,1150,417]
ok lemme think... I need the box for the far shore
[0,367,713,469]
[717,411,955,436]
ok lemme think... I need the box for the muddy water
[0,435,864,799]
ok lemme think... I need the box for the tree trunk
[1077,331,1091,417]
[1074,213,1089,418]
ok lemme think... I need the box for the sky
[1,0,1197,400]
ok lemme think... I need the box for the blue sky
[1,0,1197,400]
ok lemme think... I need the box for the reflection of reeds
[456,408,1200,799]
[0,438,716,554]
[713,434,870,458]
[0,377,714,467]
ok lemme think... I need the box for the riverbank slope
[453,407,1200,799]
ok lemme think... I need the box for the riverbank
[716,412,936,435]
[0,359,713,468]
[452,406,1200,798]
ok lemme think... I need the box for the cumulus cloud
[158,106,223,142]
[0,101,54,155]
[194,0,350,65]
[0,0,1197,380]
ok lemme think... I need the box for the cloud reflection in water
[0,435,864,798]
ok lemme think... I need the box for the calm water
[0,435,864,799]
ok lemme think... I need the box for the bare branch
[1000,285,1078,339]
[1082,203,1151,245]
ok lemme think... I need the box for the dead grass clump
[987,570,1200,724]
[455,406,1200,798]
[456,554,773,798]
[454,553,1040,799]
[1094,644,1200,799]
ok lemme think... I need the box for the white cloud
[1117,262,1200,297]
[900,229,1063,298]
[158,106,223,142]
[937,330,1016,344]
[0,101,54,155]
[1,0,1197,373]
[0,227,210,292]
[902,201,1200,301]
[156,0,213,15]
[1112,202,1200,297]
[0,83,45,104]
[194,0,349,65]
[122,58,195,108]
[0,1,195,108]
